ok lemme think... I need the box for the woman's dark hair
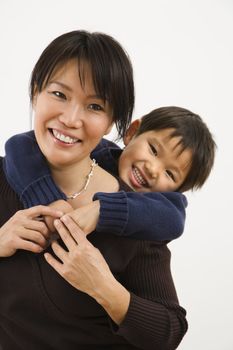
[137,106,216,192]
[30,30,134,138]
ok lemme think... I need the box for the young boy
[3,106,216,242]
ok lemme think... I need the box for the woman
[0,30,187,349]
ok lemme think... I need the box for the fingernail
[54,219,60,226]
[61,215,68,223]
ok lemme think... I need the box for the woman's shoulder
[0,156,14,194]
[0,156,10,187]
[0,156,7,187]
[0,156,23,226]
[94,161,132,194]
[93,165,120,193]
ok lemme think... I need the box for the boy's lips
[130,166,149,188]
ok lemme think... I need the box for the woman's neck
[49,157,94,197]
[49,157,119,209]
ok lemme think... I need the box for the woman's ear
[104,122,114,135]
[123,119,141,146]
[32,96,37,109]
[32,85,39,108]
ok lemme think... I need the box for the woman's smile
[50,128,81,146]
[33,60,113,168]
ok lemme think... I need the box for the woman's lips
[48,128,82,147]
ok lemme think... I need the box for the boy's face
[119,122,192,192]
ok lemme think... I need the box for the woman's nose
[59,105,83,128]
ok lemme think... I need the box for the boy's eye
[149,143,158,156]
[52,91,66,100]
[166,170,175,182]
[88,103,104,112]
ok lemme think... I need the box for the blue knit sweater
[3,131,188,241]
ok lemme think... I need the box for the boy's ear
[123,119,141,146]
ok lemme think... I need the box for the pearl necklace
[66,159,98,200]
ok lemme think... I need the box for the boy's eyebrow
[48,80,104,100]
[151,135,180,155]
[150,136,165,152]
[150,136,188,178]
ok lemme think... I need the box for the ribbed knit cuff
[110,293,158,339]
[93,191,128,236]
[116,293,185,347]
[21,175,66,208]
[118,293,157,333]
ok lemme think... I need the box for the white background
[0,1,232,349]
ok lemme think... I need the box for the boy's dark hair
[137,106,216,192]
[30,30,134,138]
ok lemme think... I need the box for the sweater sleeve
[3,132,187,242]
[112,241,188,349]
[3,133,116,208]
[3,131,66,208]
[93,191,187,241]
[92,138,120,154]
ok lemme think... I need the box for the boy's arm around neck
[3,133,116,209]
[3,131,66,208]
[3,131,187,242]
[93,190,188,241]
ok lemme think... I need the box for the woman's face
[33,59,113,169]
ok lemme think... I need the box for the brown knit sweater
[0,157,188,349]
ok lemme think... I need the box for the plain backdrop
[0,1,232,349]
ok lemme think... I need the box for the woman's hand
[44,215,130,324]
[62,200,100,235]
[45,200,73,232]
[45,215,114,295]
[0,205,63,257]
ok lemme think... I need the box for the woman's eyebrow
[49,81,72,92]
[49,81,103,101]
[87,94,104,100]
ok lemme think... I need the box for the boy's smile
[119,127,193,192]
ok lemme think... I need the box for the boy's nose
[145,160,160,180]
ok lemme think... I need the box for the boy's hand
[0,205,63,257]
[62,200,100,236]
[44,200,73,233]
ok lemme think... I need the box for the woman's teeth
[52,129,79,144]
[133,167,147,186]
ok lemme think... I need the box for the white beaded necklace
[66,159,98,200]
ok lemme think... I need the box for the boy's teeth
[133,167,147,186]
[52,130,78,144]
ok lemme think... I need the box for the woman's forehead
[49,59,92,82]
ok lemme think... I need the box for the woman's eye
[88,103,104,112]
[52,91,66,100]
[166,170,175,182]
[149,143,157,156]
